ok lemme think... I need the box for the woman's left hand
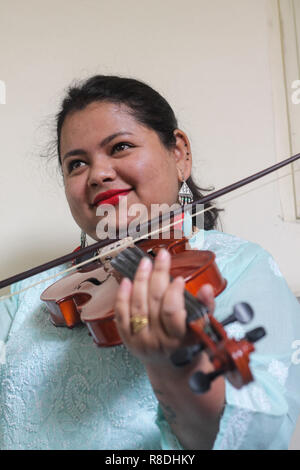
[114,248,215,367]
[114,248,224,450]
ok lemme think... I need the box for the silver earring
[178,173,193,206]
[80,231,87,248]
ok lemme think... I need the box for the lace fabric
[0,270,160,450]
[159,230,300,450]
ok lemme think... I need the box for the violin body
[40,237,226,347]
[40,261,121,346]
[41,236,265,394]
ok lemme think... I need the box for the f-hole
[77,274,111,290]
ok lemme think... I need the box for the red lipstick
[93,189,132,206]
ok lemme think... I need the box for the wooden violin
[40,236,227,345]
[40,234,265,394]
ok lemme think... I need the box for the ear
[172,129,192,182]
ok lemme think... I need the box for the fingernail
[201,283,214,294]
[175,276,185,286]
[140,257,152,270]
[120,277,131,291]
[157,248,169,260]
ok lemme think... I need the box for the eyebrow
[62,131,134,161]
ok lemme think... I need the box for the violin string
[0,204,215,301]
[113,251,137,280]
[112,246,211,323]
[111,248,204,327]
[128,248,218,341]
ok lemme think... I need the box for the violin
[40,236,227,344]
[1,153,300,393]
[40,233,265,394]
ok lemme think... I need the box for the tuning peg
[170,344,204,367]
[221,302,254,327]
[189,369,225,394]
[245,327,266,343]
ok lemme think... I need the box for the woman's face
[60,101,190,240]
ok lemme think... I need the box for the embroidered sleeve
[156,243,300,450]
[212,249,300,450]
[155,404,184,450]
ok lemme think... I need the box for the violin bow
[1,152,300,291]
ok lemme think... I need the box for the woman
[0,75,300,450]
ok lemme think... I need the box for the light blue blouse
[0,230,300,450]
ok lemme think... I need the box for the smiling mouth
[93,189,132,207]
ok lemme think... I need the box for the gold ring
[130,316,149,334]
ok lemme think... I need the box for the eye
[67,160,86,173]
[111,142,134,155]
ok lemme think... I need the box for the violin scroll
[170,302,255,366]
[187,315,266,394]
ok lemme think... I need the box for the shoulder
[188,229,286,291]
[189,229,268,268]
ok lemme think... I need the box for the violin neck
[110,246,209,324]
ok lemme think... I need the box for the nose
[88,156,117,187]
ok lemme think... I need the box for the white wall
[0,0,299,449]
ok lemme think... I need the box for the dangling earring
[80,230,87,248]
[178,171,193,206]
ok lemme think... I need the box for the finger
[114,277,133,337]
[130,256,152,333]
[148,249,171,330]
[160,276,187,338]
[196,283,215,314]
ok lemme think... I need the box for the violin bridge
[98,237,135,265]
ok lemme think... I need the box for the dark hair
[56,75,219,230]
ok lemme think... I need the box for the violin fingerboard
[111,246,148,280]
[111,247,209,322]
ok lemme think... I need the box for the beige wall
[0,0,299,448]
